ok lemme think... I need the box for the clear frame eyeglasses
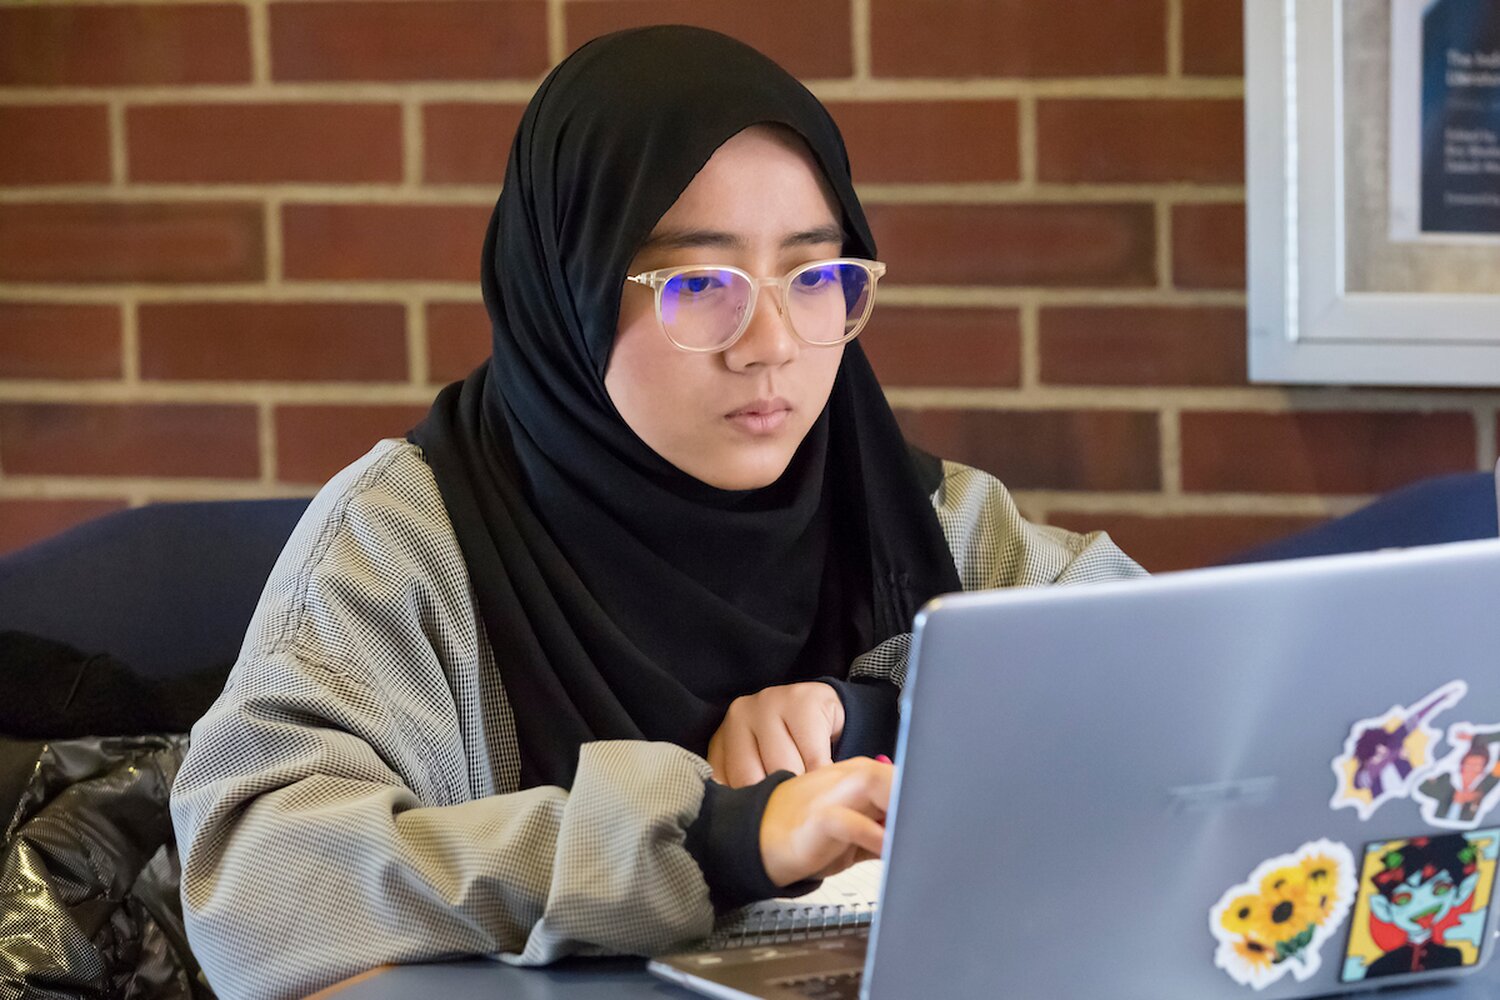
[625,257,887,353]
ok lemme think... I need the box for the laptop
[651,537,1500,999]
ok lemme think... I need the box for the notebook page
[705,860,884,948]
[764,858,882,909]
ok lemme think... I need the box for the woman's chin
[682,448,795,492]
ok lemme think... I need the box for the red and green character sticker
[1341,830,1499,983]
[1209,839,1357,990]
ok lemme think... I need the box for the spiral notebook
[704,859,883,949]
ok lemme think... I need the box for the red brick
[565,1,853,79]
[139,302,408,382]
[894,408,1159,491]
[0,105,111,185]
[1038,99,1244,184]
[1039,306,1245,386]
[1183,0,1244,77]
[282,204,490,282]
[0,403,259,478]
[828,101,1019,184]
[427,302,491,382]
[0,499,130,556]
[1181,411,1477,495]
[860,307,1020,388]
[128,103,403,184]
[0,303,122,379]
[271,1,548,82]
[866,204,1156,288]
[1046,512,1323,572]
[870,0,1167,78]
[276,404,432,484]
[0,202,264,284]
[0,5,250,87]
[1173,203,1245,289]
[424,103,526,185]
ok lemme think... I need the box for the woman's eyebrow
[783,224,843,248]
[637,223,844,253]
[638,228,745,252]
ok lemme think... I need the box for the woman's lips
[725,398,791,435]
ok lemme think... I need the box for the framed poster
[1389,0,1500,241]
[1246,0,1500,386]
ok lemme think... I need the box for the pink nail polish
[875,754,893,765]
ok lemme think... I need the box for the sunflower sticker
[1209,839,1358,990]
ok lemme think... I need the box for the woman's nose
[723,287,798,371]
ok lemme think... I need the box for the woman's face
[606,125,847,491]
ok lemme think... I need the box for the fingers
[759,758,894,885]
[827,756,892,815]
[706,732,727,785]
[706,683,846,787]
[755,721,809,779]
[721,719,767,789]
[818,805,885,859]
[785,708,834,773]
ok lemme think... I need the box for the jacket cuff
[684,771,815,912]
[819,677,900,761]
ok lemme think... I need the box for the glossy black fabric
[410,26,959,789]
[0,734,211,1000]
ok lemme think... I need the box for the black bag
[1,633,223,999]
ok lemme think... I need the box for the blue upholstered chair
[1220,470,1498,566]
[0,498,310,681]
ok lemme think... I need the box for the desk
[310,958,1500,1000]
[310,957,689,999]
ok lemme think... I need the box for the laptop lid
[868,538,1500,1000]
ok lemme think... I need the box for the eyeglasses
[625,257,887,353]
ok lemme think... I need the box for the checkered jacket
[170,439,1143,999]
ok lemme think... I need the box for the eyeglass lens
[658,262,874,350]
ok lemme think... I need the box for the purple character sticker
[1331,681,1467,821]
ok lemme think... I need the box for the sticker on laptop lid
[1209,839,1357,990]
[1412,724,1500,831]
[1340,829,1499,984]
[1330,680,1467,821]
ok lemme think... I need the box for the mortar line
[407,298,430,387]
[547,0,567,66]
[851,0,872,81]
[1167,0,1185,78]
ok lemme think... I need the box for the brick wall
[1,0,1495,571]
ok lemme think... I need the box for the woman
[171,26,1142,999]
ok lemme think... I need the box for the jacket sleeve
[170,443,721,1000]
[833,460,1147,699]
[933,460,1147,591]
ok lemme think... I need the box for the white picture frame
[1246,0,1500,386]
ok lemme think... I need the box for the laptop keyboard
[772,970,863,1000]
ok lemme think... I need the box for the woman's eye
[1394,892,1413,906]
[794,266,837,290]
[1434,882,1451,896]
[680,275,722,295]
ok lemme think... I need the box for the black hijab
[410,26,960,789]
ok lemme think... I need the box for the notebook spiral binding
[706,900,876,950]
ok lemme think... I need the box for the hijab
[409,25,960,789]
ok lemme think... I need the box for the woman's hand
[707,682,845,788]
[759,757,891,886]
